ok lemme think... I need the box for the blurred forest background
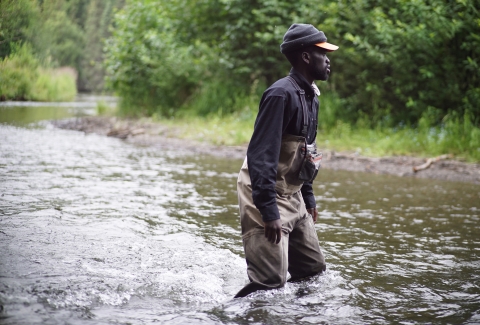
[0,0,124,99]
[1,0,479,160]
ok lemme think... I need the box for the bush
[31,67,77,101]
[105,2,215,116]
[0,0,39,59]
[321,0,480,126]
[106,0,479,127]
[103,0,479,160]
[0,44,39,100]
[179,77,263,117]
[0,45,77,101]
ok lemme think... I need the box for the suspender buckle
[302,125,308,137]
[286,76,310,139]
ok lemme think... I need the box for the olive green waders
[235,134,326,298]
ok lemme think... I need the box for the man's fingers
[267,229,272,243]
[264,226,281,244]
[264,219,282,244]
[271,229,279,243]
[265,227,274,243]
[307,208,318,222]
[275,228,281,244]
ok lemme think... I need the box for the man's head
[280,24,338,81]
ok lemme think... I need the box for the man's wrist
[259,204,280,222]
[304,195,316,210]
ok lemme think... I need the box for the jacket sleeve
[300,181,316,209]
[247,94,285,222]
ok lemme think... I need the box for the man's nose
[326,56,330,64]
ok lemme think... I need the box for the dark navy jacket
[247,68,319,222]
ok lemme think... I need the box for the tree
[105,1,214,114]
[0,0,39,58]
[78,0,119,91]
[321,0,480,126]
[105,0,480,125]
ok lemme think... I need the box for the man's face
[309,47,330,81]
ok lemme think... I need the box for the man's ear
[301,51,311,65]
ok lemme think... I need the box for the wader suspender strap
[286,76,309,138]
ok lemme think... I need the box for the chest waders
[235,77,326,298]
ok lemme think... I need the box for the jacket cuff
[259,204,280,222]
[303,194,316,210]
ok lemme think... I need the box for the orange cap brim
[315,42,339,52]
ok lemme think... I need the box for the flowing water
[1,99,479,324]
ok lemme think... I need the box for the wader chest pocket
[299,142,322,182]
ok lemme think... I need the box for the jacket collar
[289,68,315,96]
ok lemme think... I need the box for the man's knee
[244,243,288,288]
[239,232,289,294]
[247,263,288,288]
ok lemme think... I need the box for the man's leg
[234,228,289,298]
[288,214,326,281]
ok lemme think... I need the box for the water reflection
[0,94,116,125]
[0,113,479,324]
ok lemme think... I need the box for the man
[235,23,338,298]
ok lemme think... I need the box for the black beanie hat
[280,23,330,53]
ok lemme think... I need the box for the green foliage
[3,0,477,158]
[152,104,480,161]
[316,91,347,131]
[153,112,257,146]
[179,78,263,117]
[316,107,480,162]
[105,1,214,116]
[171,0,321,85]
[96,100,113,115]
[322,0,480,126]
[0,45,76,101]
[31,68,77,101]
[104,0,479,160]
[0,0,124,93]
[34,9,85,68]
[0,0,39,58]
[78,0,124,91]
[106,0,479,126]
[0,44,39,100]
[66,0,92,29]
[105,0,323,115]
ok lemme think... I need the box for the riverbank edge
[52,116,480,185]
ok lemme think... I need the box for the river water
[1,98,479,324]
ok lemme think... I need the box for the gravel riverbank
[52,116,480,185]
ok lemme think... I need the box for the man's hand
[264,219,282,244]
[307,208,318,222]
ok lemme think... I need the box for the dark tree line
[2,0,479,128]
[105,0,479,127]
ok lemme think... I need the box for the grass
[152,111,256,146]
[316,109,480,162]
[147,107,480,162]
[154,117,480,162]
[96,100,118,116]
[317,123,480,162]
[30,67,77,101]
